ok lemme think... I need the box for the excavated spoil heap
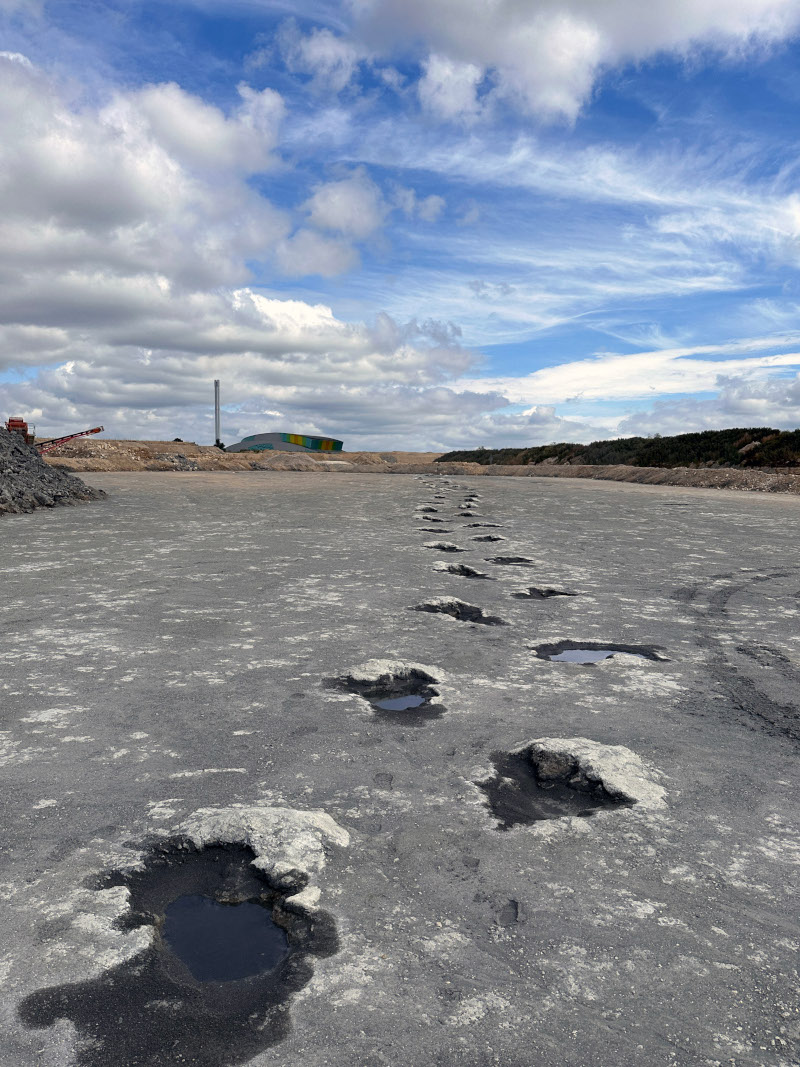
[0,429,104,516]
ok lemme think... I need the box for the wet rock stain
[19,842,338,1067]
[478,751,632,830]
[413,598,507,626]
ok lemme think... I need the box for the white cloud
[304,167,387,238]
[353,0,800,120]
[0,283,485,444]
[0,54,289,291]
[275,228,359,276]
[129,81,284,173]
[392,185,446,222]
[455,336,800,406]
[279,19,365,92]
[417,194,445,222]
[0,56,494,447]
[417,53,483,121]
[617,374,800,436]
[2,360,606,450]
[0,50,33,65]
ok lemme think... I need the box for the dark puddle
[440,563,494,579]
[418,527,453,532]
[337,667,443,725]
[512,587,579,600]
[414,599,507,626]
[371,700,442,726]
[19,843,338,1067]
[486,556,536,567]
[479,751,632,830]
[373,694,426,711]
[531,641,666,663]
[163,894,288,981]
[464,522,504,528]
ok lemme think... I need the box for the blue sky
[2,0,800,448]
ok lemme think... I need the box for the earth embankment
[41,438,800,493]
[43,438,443,473]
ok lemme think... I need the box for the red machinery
[4,417,104,453]
[4,417,35,444]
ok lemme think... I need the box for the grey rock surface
[525,736,667,810]
[181,803,350,909]
[424,539,465,552]
[0,429,103,516]
[1,471,798,1067]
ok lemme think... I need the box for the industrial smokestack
[214,379,222,449]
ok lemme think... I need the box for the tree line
[437,428,800,469]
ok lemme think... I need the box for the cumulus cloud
[0,55,499,447]
[0,282,488,444]
[617,373,800,436]
[275,229,359,277]
[352,0,800,120]
[417,53,484,121]
[0,54,290,291]
[393,185,446,222]
[2,360,605,450]
[278,19,366,92]
[129,81,284,173]
[304,168,387,238]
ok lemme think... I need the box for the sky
[2,1,800,449]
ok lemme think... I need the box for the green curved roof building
[225,432,343,454]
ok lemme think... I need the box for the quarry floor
[1,472,799,1067]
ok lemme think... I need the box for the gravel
[0,429,104,516]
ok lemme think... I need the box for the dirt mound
[44,438,444,472]
[0,429,104,516]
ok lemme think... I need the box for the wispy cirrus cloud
[455,336,800,405]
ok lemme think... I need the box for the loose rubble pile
[0,428,104,516]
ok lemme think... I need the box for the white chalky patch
[21,707,83,725]
[342,658,445,685]
[168,768,247,778]
[525,737,667,812]
[180,803,350,907]
[445,992,513,1027]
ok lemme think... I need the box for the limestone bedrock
[1,472,798,1067]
